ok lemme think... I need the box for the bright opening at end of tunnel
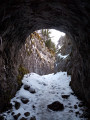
[37,29,65,46]
[23,29,70,75]
[49,29,65,46]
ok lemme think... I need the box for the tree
[45,39,56,53]
[40,29,51,41]
[39,29,56,53]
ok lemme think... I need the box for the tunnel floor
[1,72,88,120]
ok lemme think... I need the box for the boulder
[74,105,77,109]
[21,98,29,104]
[15,101,20,110]
[24,112,30,117]
[13,113,21,120]
[62,95,70,99]
[20,117,27,120]
[24,85,30,91]
[29,87,36,94]
[47,101,64,111]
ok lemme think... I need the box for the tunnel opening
[1,29,90,119]
[17,29,66,76]
[17,28,76,78]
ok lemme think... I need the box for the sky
[50,29,65,46]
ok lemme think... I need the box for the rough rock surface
[55,34,73,74]
[21,98,29,104]
[47,101,64,111]
[19,32,55,75]
[24,112,30,117]
[62,95,70,99]
[15,101,20,110]
[0,0,90,112]
[13,113,21,120]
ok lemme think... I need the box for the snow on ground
[2,72,87,120]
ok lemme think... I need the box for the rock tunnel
[0,0,90,112]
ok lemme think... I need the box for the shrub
[45,39,56,53]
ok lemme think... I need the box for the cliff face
[55,35,73,74]
[18,32,55,75]
[0,0,90,112]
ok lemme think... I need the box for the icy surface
[58,53,69,59]
[2,72,86,120]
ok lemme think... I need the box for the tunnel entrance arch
[0,0,90,112]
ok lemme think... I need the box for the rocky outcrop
[55,35,73,74]
[18,32,55,75]
[0,0,90,112]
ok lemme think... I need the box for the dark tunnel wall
[0,0,90,112]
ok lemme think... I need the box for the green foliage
[45,39,56,53]
[40,29,56,54]
[40,29,51,41]
[45,39,51,49]
[17,65,29,86]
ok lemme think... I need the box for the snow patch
[1,72,86,120]
[58,53,69,59]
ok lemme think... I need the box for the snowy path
[2,72,87,120]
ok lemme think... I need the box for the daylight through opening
[18,29,68,75]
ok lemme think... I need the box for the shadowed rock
[47,101,64,111]
[15,102,20,110]
[24,85,30,91]
[24,112,30,117]
[0,115,4,120]
[29,87,36,94]
[62,95,70,99]
[21,98,29,104]
[13,113,21,120]
[11,112,15,115]
[24,85,36,94]
[30,116,36,120]
[74,105,78,109]
[78,102,84,107]
[20,117,27,120]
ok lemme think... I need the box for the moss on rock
[17,65,29,86]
